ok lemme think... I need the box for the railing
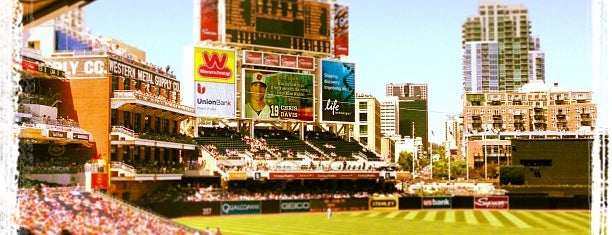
[111,125,136,138]
[113,90,194,113]
[110,161,136,174]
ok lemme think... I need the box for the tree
[397,151,414,172]
[500,165,525,185]
[432,158,467,180]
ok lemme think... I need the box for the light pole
[429,142,433,180]
[484,131,487,180]
[464,131,469,180]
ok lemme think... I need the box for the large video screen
[320,60,355,122]
[243,69,314,121]
[225,0,331,53]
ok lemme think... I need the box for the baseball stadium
[11,0,597,234]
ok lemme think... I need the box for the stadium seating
[17,185,202,234]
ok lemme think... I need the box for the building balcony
[581,121,592,126]
[556,114,567,121]
[533,114,545,120]
[513,124,526,131]
[110,161,185,181]
[110,125,197,150]
[580,113,591,120]
[111,90,194,116]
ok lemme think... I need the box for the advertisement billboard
[242,69,313,121]
[225,0,331,54]
[474,196,509,210]
[227,171,247,180]
[333,4,349,56]
[280,200,311,213]
[320,60,355,122]
[221,201,261,215]
[200,0,219,41]
[422,197,452,209]
[243,50,316,71]
[194,47,236,84]
[268,172,379,180]
[194,47,236,118]
[369,196,399,211]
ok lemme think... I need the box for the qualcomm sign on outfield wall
[221,201,261,215]
[194,47,236,118]
[320,60,355,123]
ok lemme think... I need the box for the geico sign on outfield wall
[221,201,261,215]
[474,196,509,210]
[280,200,311,213]
[369,196,398,211]
[109,59,180,92]
[50,58,107,78]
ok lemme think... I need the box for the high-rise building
[380,96,399,136]
[386,83,428,100]
[398,99,428,147]
[354,94,382,154]
[463,81,596,133]
[462,0,545,93]
[386,82,429,146]
[444,115,461,158]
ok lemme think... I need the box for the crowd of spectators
[137,180,403,204]
[17,184,202,234]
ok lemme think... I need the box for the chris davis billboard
[194,47,236,118]
[242,69,314,121]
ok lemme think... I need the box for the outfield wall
[144,195,589,218]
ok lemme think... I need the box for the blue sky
[84,0,593,143]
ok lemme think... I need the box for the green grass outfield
[174,210,591,235]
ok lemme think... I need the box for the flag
[91,173,108,189]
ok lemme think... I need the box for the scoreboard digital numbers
[225,0,331,53]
